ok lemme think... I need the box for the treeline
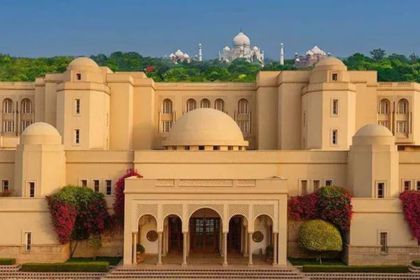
[0,49,419,82]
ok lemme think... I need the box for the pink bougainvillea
[112,169,142,226]
[46,196,77,244]
[288,192,319,220]
[400,190,420,241]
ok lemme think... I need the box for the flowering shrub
[113,169,142,226]
[289,186,353,233]
[400,190,420,241]
[47,186,110,255]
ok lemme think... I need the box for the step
[305,272,420,280]
[408,264,420,273]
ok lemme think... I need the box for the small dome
[314,57,346,69]
[67,57,99,70]
[163,108,248,149]
[21,122,61,145]
[354,124,393,137]
[175,50,184,56]
[233,32,250,46]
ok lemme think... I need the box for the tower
[198,43,203,62]
[280,43,284,65]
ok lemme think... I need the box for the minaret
[198,43,203,62]
[280,43,285,65]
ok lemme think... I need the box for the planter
[136,253,145,264]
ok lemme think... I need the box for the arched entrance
[228,215,247,254]
[189,208,222,254]
[135,214,158,264]
[253,214,274,264]
[165,215,183,255]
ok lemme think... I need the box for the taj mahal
[0,55,419,268]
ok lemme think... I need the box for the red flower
[400,191,420,241]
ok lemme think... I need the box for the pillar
[223,232,228,266]
[248,233,253,265]
[243,229,248,256]
[182,232,188,266]
[273,233,278,266]
[132,232,138,265]
[157,232,163,265]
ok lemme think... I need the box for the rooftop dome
[354,124,393,137]
[314,56,346,70]
[163,108,248,150]
[353,124,394,146]
[67,57,99,70]
[21,122,62,145]
[233,32,250,47]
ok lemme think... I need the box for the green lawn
[288,257,345,266]
[66,257,122,266]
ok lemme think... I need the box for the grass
[288,257,345,266]
[67,257,122,266]
[302,265,409,273]
[0,258,16,265]
[21,262,109,272]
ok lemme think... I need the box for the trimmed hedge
[21,262,109,272]
[302,265,409,273]
[298,219,343,252]
[413,260,420,267]
[67,257,122,266]
[0,258,16,265]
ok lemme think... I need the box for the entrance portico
[123,178,288,266]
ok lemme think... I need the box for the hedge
[413,260,420,267]
[21,262,109,272]
[298,219,342,252]
[0,258,16,265]
[302,265,409,273]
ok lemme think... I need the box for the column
[223,232,228,266]
[157,232,163,265]
[273,233,278,266]
[243,229,248,256]
[182,232,188,266]
[248,233,253,265]
[132,232,137,265]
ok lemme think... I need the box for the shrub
[0,258,16,265]
[399,191,420,242]
[21,262,109,272]
[136,244,145,254]
[288,192,318,220]
[302,265,409,273]
[298,219,342,263]
[413,260,420,267]
[318,186,352,233]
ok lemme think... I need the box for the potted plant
[136,244,145,264]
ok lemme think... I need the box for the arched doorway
[253,214,274,264]
[228,215,247,255]
[165,215,183,255]
[135,214,158,264]
[189,208,221,254]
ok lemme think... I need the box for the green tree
[370,48,386,61]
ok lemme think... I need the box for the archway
[189,208,222,254]
[164,215,183,255]
[228,215,247,255]
[135,214,158,264]
[253,214,274,264]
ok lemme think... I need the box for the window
[380,232,388,253]
[186,98,196,112]
[214,99,224,111]
[3,120,14,133]
[24,232,32,252]
[403,180,412,191]
[29,182,35,198]
[2,180,9,192]
[417,181,420,191]
[74,129,80,144]
[325,179,333,186]
[396,121,408,134]
[162,121,172,133]
[3,98,13,114]
[300,180,308,195]
[81,180,87,187]
[378,99,390,114]
[198,145,205,150]
[75,99,81,114]
[94,180,100,193]
[332,99,339,115]
[21,120,32,133]
[397,99,409,114]
[332,129,338,145]
[21,99,32,114]
[76,73,82,80]
[162,99,173,114]
[332,73,338,81]
[313,180,320,192]
[200,98,210,108]
[106,180,112,195]
[376,182,385,198]
[238,99,249,114]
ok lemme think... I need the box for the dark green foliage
[288,258,344,266]
[0,258,16,265]
[20,262,109,272]
[413,260,420,267]
[302,265,409,273]
[136,244,145,254]
[67,257,122,266]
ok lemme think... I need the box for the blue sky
[0,0,419,59]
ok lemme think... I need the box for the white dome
[67,57,99,70]
[21,122,61,145]
[354,124,393,137]
[233,32,250,46]
[175,49,184,56]
[163,108,248,148]
[224,46,231,51]
[353,124,394,146]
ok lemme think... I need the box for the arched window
[3,98,13,114]
[378,99,390,114]
[162,99,173,114]
[186,98,196,112]
[397,99,409,114]
[238,98,249,114]
[200,98,210,108]
[214,98,224,112]
[21,99,32,114]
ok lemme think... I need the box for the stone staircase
[408,264,420,273]
[0,264,20,272]
[101,266,309,279]
[0,271,105,280]
[305,272,420,280]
